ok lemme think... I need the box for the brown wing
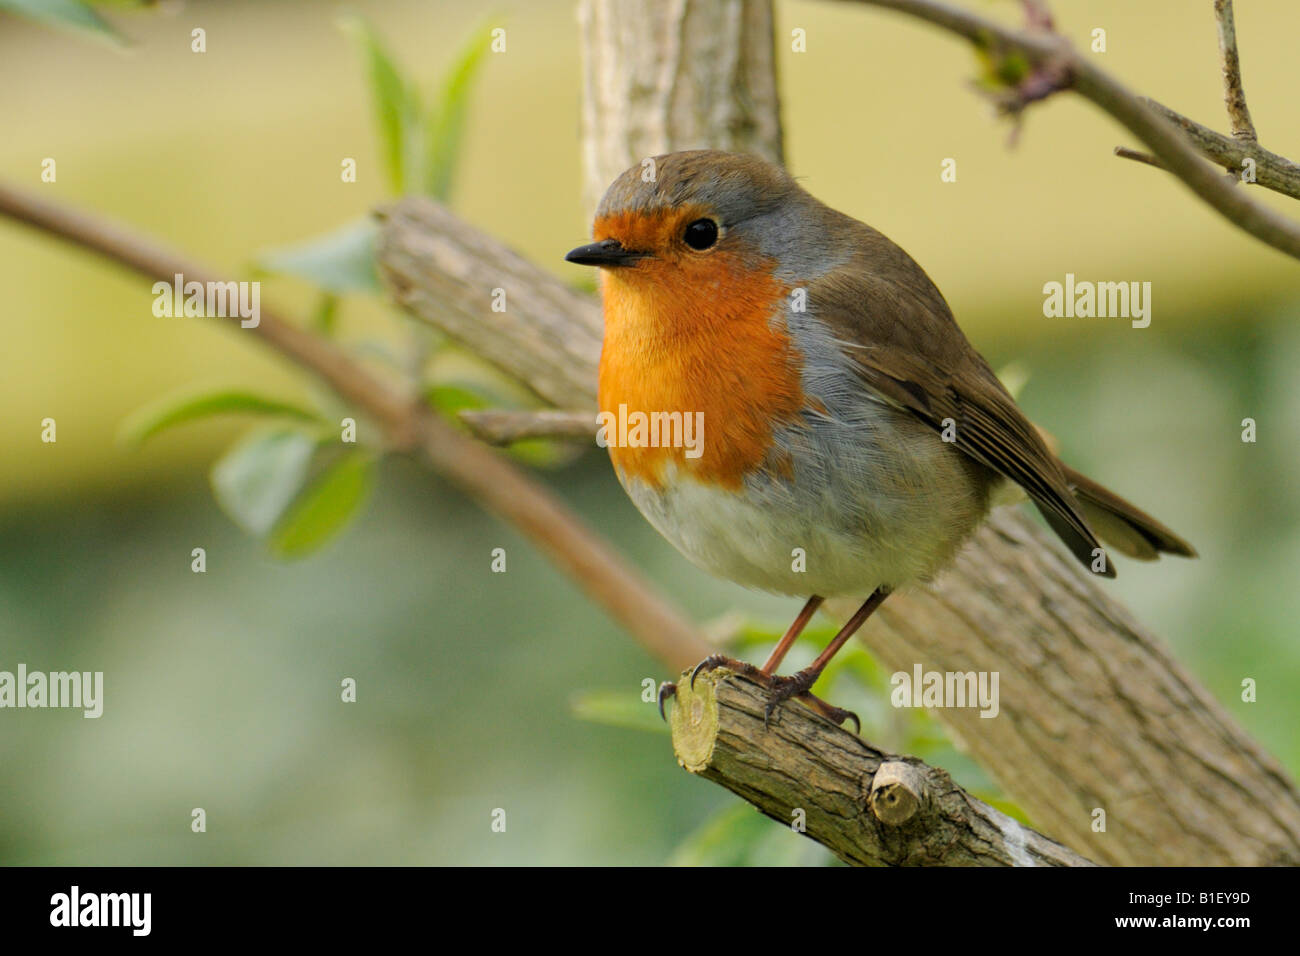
[807,226,1113,576]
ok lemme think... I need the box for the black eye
[683,218,718,250]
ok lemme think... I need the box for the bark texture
[376,197,1300,865]
[577,0,784,217]
[670,666,1095,866]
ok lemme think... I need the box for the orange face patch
[594,208,805,490]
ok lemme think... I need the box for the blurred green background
[1,0,1297,864]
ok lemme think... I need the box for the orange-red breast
[565,149,1195,728]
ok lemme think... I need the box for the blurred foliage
[256,221,381,295]
[569,688,669,735]
[670,803,837,866]
[1,0,1298,865]
[0,0,125,44]
[120,389,324,446]
[112,13,553,561]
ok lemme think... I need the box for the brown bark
[376,195,1300,865]
[577,0,783,217]
[670,666,1095,866]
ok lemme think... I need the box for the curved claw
[817,703,860,734]
[657,681,677,721]
[763,699,780,730]
[841,709,861,735]
[689,653,733,689]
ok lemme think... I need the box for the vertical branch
[562,0,1300,864]
[1214,0,1257,141]
[576,0,784,219]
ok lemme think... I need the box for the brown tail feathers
[1060,463,1197,561]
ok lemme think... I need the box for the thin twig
[833,0,1300,259]
[0,182,712,672]
[1214,0,1257,141]
[1113,146,1166,171]
[459,409,597,445]
[1132,98,1300,200]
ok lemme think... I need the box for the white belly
[616,401,994,597]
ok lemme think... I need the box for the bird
[564,149,1195,730]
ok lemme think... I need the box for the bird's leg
[764,587,892,727]
[656,593,832,723]
[686,594,825,691]
[759,595,824,675]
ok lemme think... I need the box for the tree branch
[1112,145,1167,172]
[577,0,784,219]
[377,193,1300,865]
[458,409,597,445]
[13,0,1295,868]
[1214,0,1256,142]
[1118,98,1300,201]
[832,0,1300,259]
[0,182,712,673]
[670,667,1094,866]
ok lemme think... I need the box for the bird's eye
[683,218,719,250]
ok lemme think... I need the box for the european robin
[565,149,1195,729]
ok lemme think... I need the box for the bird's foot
[674,655,859,735]
[763,668,859,733]
[689,653,764,689]
[660,654,763,722]
[763,668,818,726]
[798,693,860,734]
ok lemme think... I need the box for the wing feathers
[807,239,1112,575]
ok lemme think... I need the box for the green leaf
[120,388,323,446]
[426,21,494,199]
[569,689,669,734]
[668,803,832,867]
[255,219,380,294]
[311,292,341,337]
[269,453,376,558]
[499,436,570,469]
[211,428,319,537]
[0,0,125,44]
[424,382,489,416]
[340,15,423,193]
[424,383,571,468]
[669,805,767,866]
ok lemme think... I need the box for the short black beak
[564,239,644,267]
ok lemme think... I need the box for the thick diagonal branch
[377,195,1300,865]
[0,182,712,674]
[671,667,1093,866]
